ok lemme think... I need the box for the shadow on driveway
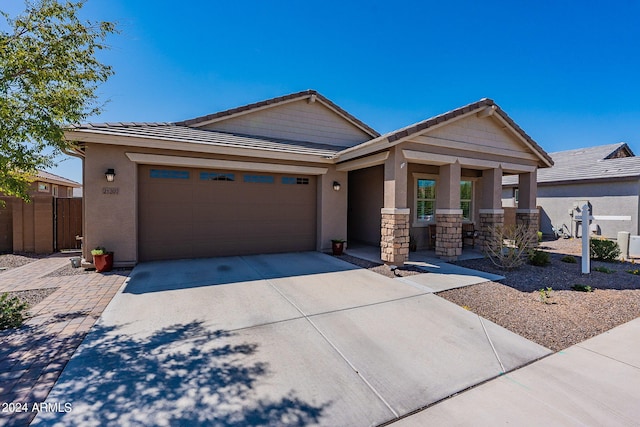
[33,321,329,426]
[124,252,358,294]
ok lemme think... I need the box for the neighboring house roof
[176,89,380,138]
[69,123,346,158]
[503,142,639,185]
[338,98,554,168]
[36,170,81,188]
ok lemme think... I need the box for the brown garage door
[138,165,317,261]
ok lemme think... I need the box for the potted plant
[331,239,346,256]
[91,246,114,273]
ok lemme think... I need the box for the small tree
[0,0,117,200]
[484,224,532,270]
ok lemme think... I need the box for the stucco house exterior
[63,90,552,267]
[503,143,640,238]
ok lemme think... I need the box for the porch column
[381,147,409,265]
[435,161,462,261]
[516,170,539,249]
[478,166,504,253]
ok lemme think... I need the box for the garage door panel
[139,166,317,261]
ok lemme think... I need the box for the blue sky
[5,1,640,183]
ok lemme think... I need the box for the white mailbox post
[582,204,591,274]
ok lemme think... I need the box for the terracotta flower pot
[93,253,114,272]
[332,241,345,256]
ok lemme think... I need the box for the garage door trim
[126,152,329,175]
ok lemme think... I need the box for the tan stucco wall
[317,168,348,251]
[83,142,348,263]
[83,144,138,266]
[201,99,371,147]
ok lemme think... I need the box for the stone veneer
[435,213,462,261]
[516,211,540,249]
[478,211,505,253]
[381,212,410,265]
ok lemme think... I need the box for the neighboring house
[64,90,552,267]
[502,143,640,238]
[0,170,82,253]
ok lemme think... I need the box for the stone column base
[381,210,410,265]
[479,211,505,253]
[516,210,539,249]
[435,212,462,261]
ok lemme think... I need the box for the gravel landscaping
[0,253,47,271]
[3,288,59,310]
[440,239,640,351]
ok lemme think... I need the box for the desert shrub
[593,266,614,274]
[484,224,532,270]
[528,249,550,266]
[572,284,594,292]
[590,238,620,262]
[537,231,543,242]
[561,255,577,263]
[0,293,28,330]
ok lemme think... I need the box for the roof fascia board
[538,175,640,186]
[38,177,81,187]
[65,130,335,164]
[335,151,389,172]
[491,113,553,168]
[402,149,537,173]
[125,153,329,175]
[411,135,539,162]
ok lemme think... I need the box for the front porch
[340,99,551,266]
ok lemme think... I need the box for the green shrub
[561,255,577,263]
[593,266,614,274]
[590,238,620,262]
[538,287,555,304]
[0,293,28,330]
[572,284,594,292]
[537,231,543,242]
[528,249,550,266]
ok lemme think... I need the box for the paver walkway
[0,256,129,426]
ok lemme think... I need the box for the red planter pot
[93,253,114,273]
[331,241,345,256]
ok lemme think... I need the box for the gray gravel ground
[0,253,47,271]
[1,288,58,311]
[439,238,640,351]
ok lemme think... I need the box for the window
[460,181,473,221]
[244,174,274,184]
[416,179,436,222]
[38,183,49,192]
[150,169,190,179]
[282,177,309,185]
[67,188,74,198]
[200,172,234,181]
[52,185,58,197]
[514,188,519,206]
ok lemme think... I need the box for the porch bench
[462,223,478,248]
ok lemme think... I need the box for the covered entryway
[138,165,317,261]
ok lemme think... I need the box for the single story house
[502,142,640,238]
[0,170,82,253]
[64,90,552,266]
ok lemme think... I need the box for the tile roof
[503,143,639,185]
[347,98,553,167]
[36,170,81,187]
[70,123,347,158]
[175,89,380,138]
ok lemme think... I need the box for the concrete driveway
[34,252,550,426]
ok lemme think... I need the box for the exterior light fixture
[105,168,116,182]
[333,181,341,191]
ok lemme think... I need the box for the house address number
[102,187,119,195]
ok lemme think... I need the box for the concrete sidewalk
[395,317,640,426]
